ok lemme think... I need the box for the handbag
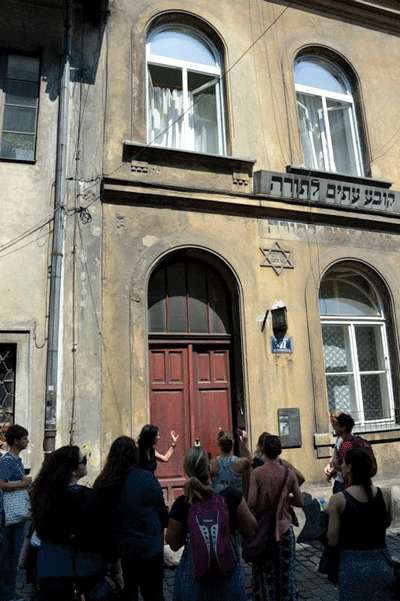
[3,487,30,526]
[318,545,340,584]
[72,573,120,601]
[242,467,289,564]
[86,574,121,601]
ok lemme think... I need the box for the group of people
[0,418,397,601]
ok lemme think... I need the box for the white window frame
[295,58,364,177]
[321,316,395,430]
[0,52,40,162]
[146,25,226,155]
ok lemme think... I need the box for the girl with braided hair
[166,445,256,601]
[327,448,395,600]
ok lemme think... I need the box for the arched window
[146,24,226,155]
[319,264,396,429]
[294,54,364,177]
[148,258,230,334]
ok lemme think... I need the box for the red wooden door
[149,344,232,506]
[191,347,232,459]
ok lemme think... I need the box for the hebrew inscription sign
[254,171,400,214]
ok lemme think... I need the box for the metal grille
[351,407,400,434]
[0,344,16,444]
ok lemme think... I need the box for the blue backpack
[187,492,236,580]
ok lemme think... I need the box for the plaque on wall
[260,242,294,275]
[271,337,293,353]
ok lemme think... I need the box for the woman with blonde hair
[210,430,251,497]
[166,445,256,601]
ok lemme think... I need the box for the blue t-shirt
[37,484,106,579]
[0,451,25,527]
[0,451,25,482]
[113,469,168,559]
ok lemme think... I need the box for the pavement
[16,528,400,601]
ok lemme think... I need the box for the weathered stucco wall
[96,0,400,484]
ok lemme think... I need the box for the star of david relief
[260,242,294,275]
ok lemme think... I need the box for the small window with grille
[0,344,16,445]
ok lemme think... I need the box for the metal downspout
[44,0,71,454]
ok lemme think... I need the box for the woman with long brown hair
[30,445,117,601]
[94,435,167,601]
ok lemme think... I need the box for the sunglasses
[78,455,87,466]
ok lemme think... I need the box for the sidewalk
[16,529,400,600]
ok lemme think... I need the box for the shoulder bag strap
[273,466,289,512]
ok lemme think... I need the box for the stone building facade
[2,0,400,498]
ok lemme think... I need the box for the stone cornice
[103,178,400,233]
[276,0,400,34]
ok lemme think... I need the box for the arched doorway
[147,250,243,504]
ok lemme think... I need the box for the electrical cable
[76,219,123,423]
[104,2,293,180]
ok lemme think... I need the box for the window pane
[0,133,35,160]
[319,276,381,316]
[189,71,219,154]
[294,58,348,94]
[148,268,167,332]
[150,30,217,67]
[322,325,353,373]
[7,55,40,81]
[355,325,385,372]
[148,65,184,148]
[326,374,354,414]
[208,271,229,334]
[0,345,16,425]
[167,263,187,332]
[296,93,326,171]
[3,106,37,133]
[187,263,208,333]
[6,80,39,107]
[327,99,358,175]
[360,374,388,421]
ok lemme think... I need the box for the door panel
[193,348,232,459]
[149,345,232,507]
[149,349,189,505]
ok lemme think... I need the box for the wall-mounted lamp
[271,306,287,339]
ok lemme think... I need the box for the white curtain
[148,72,219,153]
[148,82,185,149]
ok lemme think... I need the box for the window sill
[0,157,36,165]
[315,426,400,452]
[123,141,256,171]
[121,141,256,194]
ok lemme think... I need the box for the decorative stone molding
[123,141,256,194]
[232,170,250,187]
[289,0,400,34]
[260,242,294,275]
